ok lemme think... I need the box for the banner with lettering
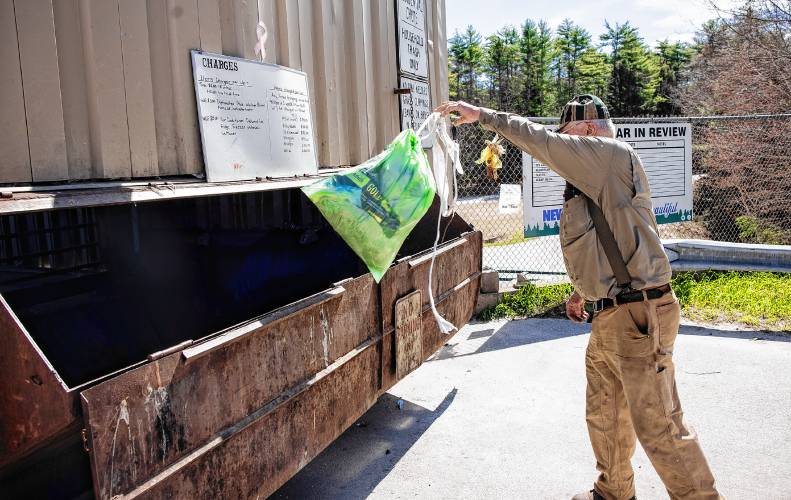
[522,123,693,237]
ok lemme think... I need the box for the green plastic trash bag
[302,129,436,282]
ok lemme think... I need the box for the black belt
[590,284,672,315]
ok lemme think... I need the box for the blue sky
[445,0,738,47]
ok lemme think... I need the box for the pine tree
[448,32,464,100]
[554,20,592,109]
[600,21,658,116]
[447,26,484,103]
[577,48,610,98]
[519,20,554,116]
[484,27,520,109]
[654,40,692,115]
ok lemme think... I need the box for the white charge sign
[522,123,693,237]
[191,51,317,182]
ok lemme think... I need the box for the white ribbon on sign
[254,21,268,62]
[416,112,464,334]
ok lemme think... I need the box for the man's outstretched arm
[435,101,611,201]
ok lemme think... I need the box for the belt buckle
[592,299,604,313]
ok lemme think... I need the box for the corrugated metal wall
[0,0,448,184]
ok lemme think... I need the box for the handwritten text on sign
[191,51,317,182]
[397,0,428,78]
[498,184,522,215]
[399,76,431,132]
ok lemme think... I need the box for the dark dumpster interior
[0,188,469,388]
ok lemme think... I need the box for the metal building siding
[0,0,448,184]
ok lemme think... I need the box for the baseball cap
[558,94,610,132]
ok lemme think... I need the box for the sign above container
[399,75,432,147]
[396,0,431,141]
[396,0,428,79]
[191,51,317,182]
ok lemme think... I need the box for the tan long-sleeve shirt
[478,108,672,300]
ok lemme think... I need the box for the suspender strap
[585,196,632,289]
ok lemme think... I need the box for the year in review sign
[191,51,317,182]
[522,123,693,237]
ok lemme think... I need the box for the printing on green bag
[302,129,436,282]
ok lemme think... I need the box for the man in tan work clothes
[436,96,722,500]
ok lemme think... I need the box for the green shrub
[480,282,573,320]
[734,215,789,245]
[479,271,791,330]
[671,271,791,329]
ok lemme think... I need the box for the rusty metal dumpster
[0,179,481,499]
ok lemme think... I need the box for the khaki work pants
[585,292,722,500]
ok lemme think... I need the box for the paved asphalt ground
[273,319,791,500]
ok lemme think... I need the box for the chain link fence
[452,114,791,283]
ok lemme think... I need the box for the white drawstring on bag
[254,22,268,62]
[416,113,464,334]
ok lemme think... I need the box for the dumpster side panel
[123,339,380,499]
[80,275,376,500]
[79,230,480,499]
[0,295,77,468]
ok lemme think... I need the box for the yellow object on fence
[475,134,505,180]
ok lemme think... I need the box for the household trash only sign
[522,123,693,237]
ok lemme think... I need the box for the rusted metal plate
[0,295,78,467]
[381,231,482,334]
[380,231,483,390]
[395,290,422,380]
[80,275,376,500]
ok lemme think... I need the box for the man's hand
[434,101,481,126]
[566,291,589,323]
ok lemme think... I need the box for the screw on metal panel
[81,428,91,453]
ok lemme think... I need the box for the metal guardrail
[664,239,791,273]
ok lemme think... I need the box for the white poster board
[522,123,693,237]
[498,184,522,214]
[191,51,317,182]
[396,0,428,78]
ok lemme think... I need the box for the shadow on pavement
[431,317,790,364]
[679,322,791,342]
[271,389,458,500]
[430,318,591,361]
